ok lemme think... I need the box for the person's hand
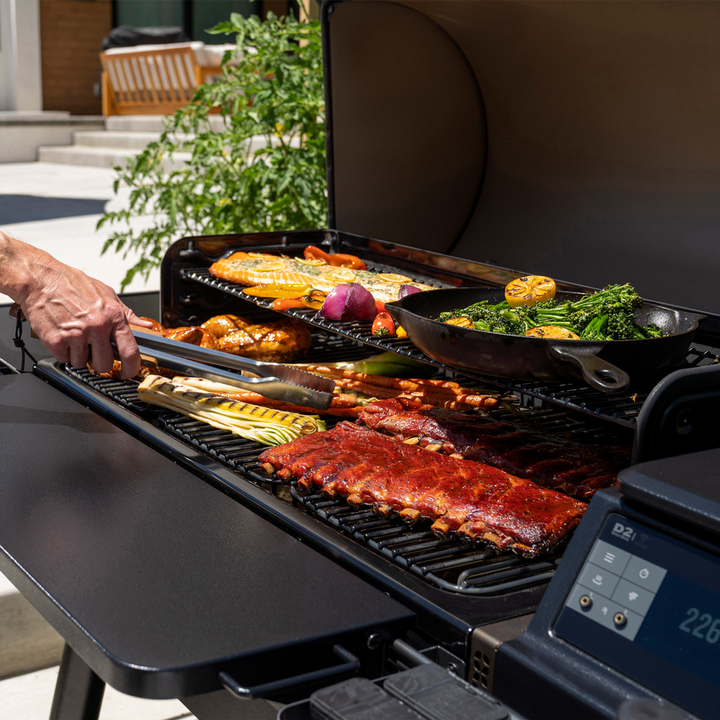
[1,234,153,378]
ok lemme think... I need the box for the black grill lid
[324,0,720,315]
[0,373,412,699]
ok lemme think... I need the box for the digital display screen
[639,573,720,689]
[555,513,720,718]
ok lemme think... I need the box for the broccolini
[437,284,662,340]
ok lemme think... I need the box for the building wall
[115,0,184,29]
[193,0,253,43]
[39,0,112,115]
[0,1,15,110]
[0,0,43,112]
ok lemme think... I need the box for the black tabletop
[0,372,412,699]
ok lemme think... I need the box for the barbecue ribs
[258,422,586,556]
[358,399,630,499]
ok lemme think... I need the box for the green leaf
[99,13,326,286]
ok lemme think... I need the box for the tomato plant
[99,12,326,290]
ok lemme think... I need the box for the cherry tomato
[372,312,396,337]
[375,300,386,314]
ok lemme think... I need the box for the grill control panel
[563,536,667,641]
[555,513,720,719]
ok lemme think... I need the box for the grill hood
[323,0,720,315]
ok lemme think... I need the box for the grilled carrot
[167,377,362,415]
[305,366,460,391]
[398,392,499,410]
[332,380,405,399]
[328,379,500,409]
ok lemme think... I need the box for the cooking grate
[181,268,720,429]
[290,486,561,595]
[61,362,610,596]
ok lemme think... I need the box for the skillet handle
[548,345,631,393]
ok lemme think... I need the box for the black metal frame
[50,645,105,720]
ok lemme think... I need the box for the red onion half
[399,284,422,299]
[317,283,377,321]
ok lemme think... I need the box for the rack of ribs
[258,422,586,556]
[357,399,630,500]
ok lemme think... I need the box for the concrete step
[74,130,164,150]
[0,574,63,681]
[37,144,143,168]
[74,130,197,151]
[37,144,191,171]
[107,115,228,133]
[38,113,269,169]
[105,115,169,133]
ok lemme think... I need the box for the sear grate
[62,359,609,596]
[181,268,720,429]
[290,486,561,595]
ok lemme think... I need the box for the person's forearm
[0,231,60,307]
[1,230,152,378]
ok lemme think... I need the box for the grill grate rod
[291,487,561,595]
[66,365,565,596]
[182,268,720,429]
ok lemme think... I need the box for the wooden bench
[99,43,231,116]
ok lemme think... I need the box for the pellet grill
[2,2,720,719]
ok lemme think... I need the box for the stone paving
[0,161,161,305]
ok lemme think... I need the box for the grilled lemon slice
[443,316,474,329]
[525,326,580,339]
[505,276,556,307]
[378,273,412,284]
[324,267,357,283]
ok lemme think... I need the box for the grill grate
[182,268,720,429]
[62,360,610,596]
[290,487,561,595]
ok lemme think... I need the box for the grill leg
[49,643,105,720]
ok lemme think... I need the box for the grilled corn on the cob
[137,375,324,446]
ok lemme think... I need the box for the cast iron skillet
[385,288,706,393]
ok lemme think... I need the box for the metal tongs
[130,328,336,411]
